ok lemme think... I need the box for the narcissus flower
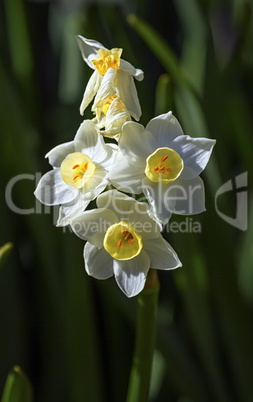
[92,94,131,140]
[70,190,181,297]
[34,120,117,226]
[76,35,143,121]
[109,112,216,224]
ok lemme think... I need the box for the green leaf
[1,366,33,402]
[127,14,198,97]
[155,74,174,116]
[0,242,13,271]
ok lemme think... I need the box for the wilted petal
[101,97,131,139]
[114,70,142,121]
[76,35,105,70]
[92,68,117,109]
[80,70,102,115]
[113,250,150,297]
[169,135,216,179]
[34,169,77,206]
[84,242,114,279]
[120,59,144,81]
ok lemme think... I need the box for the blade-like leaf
[0,243,13,271]
[1,366,33,402]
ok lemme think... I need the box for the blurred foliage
[0,243,13,272]
[1,365,33,402]
[0,0,253,401]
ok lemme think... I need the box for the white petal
[120,59,144,81]
[76,35,105,70]
[97,189,141,220]
[119,121,156,166]
[146,112,185,147]
[142,177,173,225]
[96,189,161,237]
[114,70,142,121]
[144,236,182,270]
[34,169,77,206]
[92,68,117,109]
[74,120,108,163]
[169,136,216,179]
[70,208,118,246]
[170,176,206,215]
[45,141,75,168]
[80,70,102,115]
[97,189,137,209]
[101,97,131,138]
[113,250,150,297]
[57,195,90,227]
[109,152,144,194]
[81,166,108,200]
[84,242,114,279]
[99,143,119,170]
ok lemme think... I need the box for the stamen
[83,162,88,170]
[121,230,133,241]
[103,221,143,260]
[145,147,183,183]
[73,174,82,181]
[154,165,166,173]
[72,164,80,169]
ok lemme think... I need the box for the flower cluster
[35,36,216,297]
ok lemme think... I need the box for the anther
[117,240,122,248]
[73,174,82,181]
[72,164,80,170]
[161,155,168,162]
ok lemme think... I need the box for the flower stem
[126,269,160,402]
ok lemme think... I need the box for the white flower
[70,190,181,298]
[76,35,144,120]
[34,120,118,226]
[92,95,131,140]
[109,112,216,225]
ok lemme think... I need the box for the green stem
[126,269,160,402]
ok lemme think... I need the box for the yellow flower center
[101,95,118,115]
[104,221,143,260]
[60,152,95,189]
[145,147,184,183]
[92,48,122,75]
